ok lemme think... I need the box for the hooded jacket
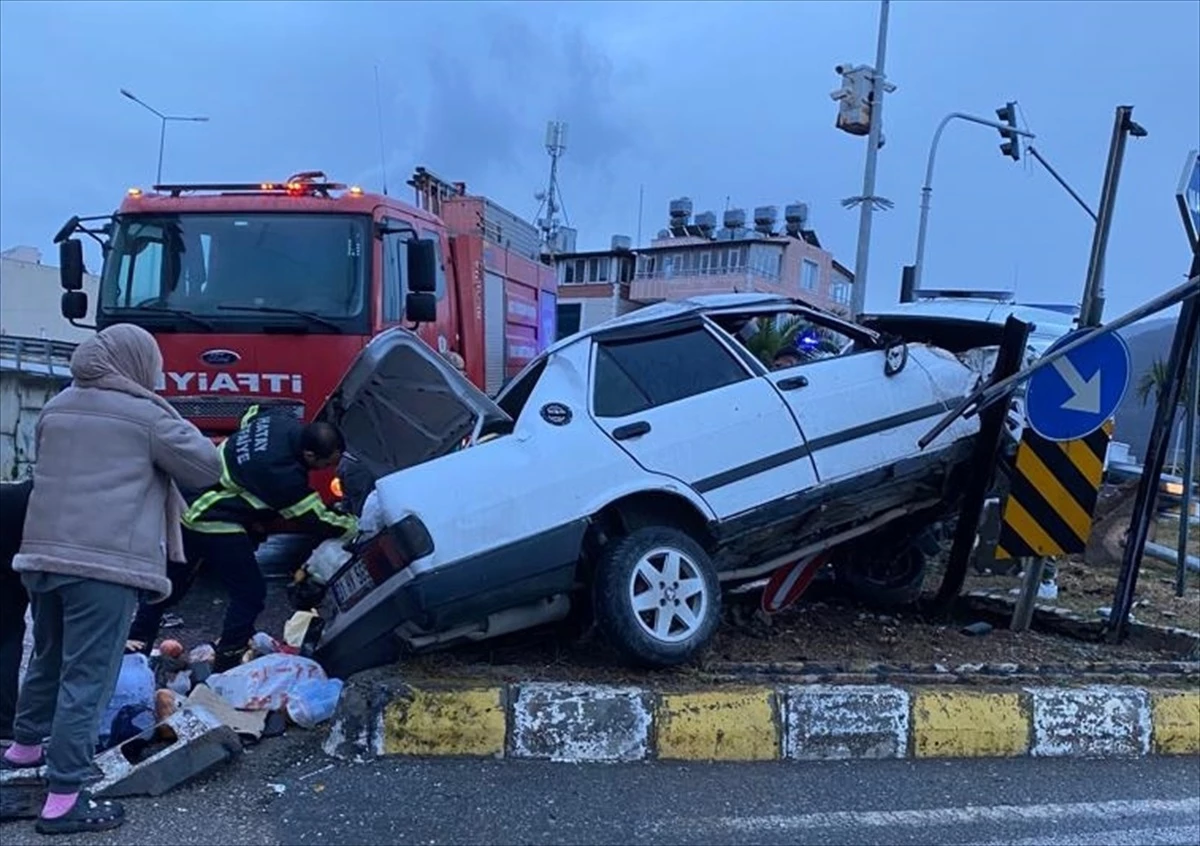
[13,324,222,601]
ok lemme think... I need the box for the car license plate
[331,558,375,610]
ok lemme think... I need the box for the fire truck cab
[54,169,558,442]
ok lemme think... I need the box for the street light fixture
[119,88,209,186]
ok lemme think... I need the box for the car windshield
[98,213,369,330]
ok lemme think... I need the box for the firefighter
[127,405,357,671]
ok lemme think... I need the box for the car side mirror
[62,290,89,321]
[407,239,438,294]
[59,239,85,291]
[405,292,437,324]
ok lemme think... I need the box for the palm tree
[741,317,843,367]
[743,316,804,366]
[1136,356,1198,413]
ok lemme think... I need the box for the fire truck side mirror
[59,239,85,291]
[407,239,438,294]
[404,292,437,324]
[61,290,89,321]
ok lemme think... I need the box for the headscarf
[68,323,190,562]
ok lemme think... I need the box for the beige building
[1,245,99,342]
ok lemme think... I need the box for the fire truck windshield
[97,212,370,333]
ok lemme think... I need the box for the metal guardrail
[0,335,77,378]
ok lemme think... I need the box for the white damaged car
[312,294,986,676]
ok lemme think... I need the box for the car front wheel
[593,527,721,668]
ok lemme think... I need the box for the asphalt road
[2,739,1198,846]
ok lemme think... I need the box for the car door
[590,320,817,520]
[767,343,952,486]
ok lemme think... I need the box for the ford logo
[200,349,241,366]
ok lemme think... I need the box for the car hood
[317,328,511,481]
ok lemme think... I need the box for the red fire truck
[54,168,559,498]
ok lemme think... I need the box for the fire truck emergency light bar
[145,171,357,198]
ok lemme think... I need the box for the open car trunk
[313,328,513,678]
[318,327,511,485]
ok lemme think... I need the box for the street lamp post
[910,111,1036,296]
[119,88,209,185]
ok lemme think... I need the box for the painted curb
[323,681,1200,764]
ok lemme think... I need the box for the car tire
[593,527,721,668]
[836,543,928,609]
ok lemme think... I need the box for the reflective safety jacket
[183,406,357,539]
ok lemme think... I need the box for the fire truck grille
[167,397,306,421]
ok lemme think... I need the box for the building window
[831,281,851,305]
[802,259,819,291]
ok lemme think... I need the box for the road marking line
[703,798,1200,832]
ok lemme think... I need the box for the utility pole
[832,0,895,319]
[1079,106,1147,328]
[119,89,208,185]
[909,109,1035,298]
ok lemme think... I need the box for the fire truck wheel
[593,526,721,668]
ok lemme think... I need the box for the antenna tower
[535,120,569,256]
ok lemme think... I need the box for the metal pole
[1079,106,1146,328]
[1108,256,1200,641]
[911,113,1035,296]
[1011,556,1048,632]
[848,0,890,320]
[1177,329,1199,595]
[156,118,167,186]
[1026,146,1098,222]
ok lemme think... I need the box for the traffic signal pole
[1078,106,1147,328]
[909,111,1036,298]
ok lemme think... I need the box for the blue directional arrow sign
[1025,329,1131,443]
[1178,149,1200,249]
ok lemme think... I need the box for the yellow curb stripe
[656,689,780,761]
[382,688,506,757]
[912,691,1031,758]
[1150,690,1200,755]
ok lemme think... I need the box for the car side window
[382,230,408,323]
[593,326,750,417]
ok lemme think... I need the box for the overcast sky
[1,0,1196,316]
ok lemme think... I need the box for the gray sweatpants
[13,572,137,794]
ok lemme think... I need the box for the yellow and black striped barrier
[996,419,1114,560]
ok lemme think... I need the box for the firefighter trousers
[128,529,266,653]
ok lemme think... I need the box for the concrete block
[382,687,507,757]
[0,384,20,436]
[90,704,242,798]
[18,382,53,412]
[656,688,779,761]
[1150,690,1200,755]
[0,434,16,480]
[912,690,1032,758]
[785,685,910,760]
[0,770,43,821]
[510,683,651,762]
[1028,685,1150,758]
[14,419,36,463]
[322,675,405,762]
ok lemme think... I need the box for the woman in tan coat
[0,324,220,835]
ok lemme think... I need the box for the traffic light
[996,101,1020,161]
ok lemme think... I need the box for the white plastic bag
[358,490,385,537]
[304,539,353,585]
[99,653,155,742]
[205,653,328,711]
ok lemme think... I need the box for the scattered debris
[961,621,994,637]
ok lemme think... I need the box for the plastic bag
[205,653,328,712]
[99,654,156,747]
[285,678,344,729]
[358,491,385,537]
[304,539,352,585]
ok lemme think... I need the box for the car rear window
[593,327,749,417]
